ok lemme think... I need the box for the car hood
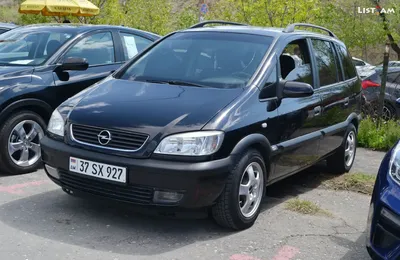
[68,78,243,138]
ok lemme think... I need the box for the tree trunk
[377,43,390,127]
[372,0,400,60]
[387,33,400,60]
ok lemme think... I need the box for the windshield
[0,29,75,66]
[119,32,273,88]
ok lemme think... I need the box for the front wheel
[326,123,357,174]
[0,111,46,175]
[212,149,266,230]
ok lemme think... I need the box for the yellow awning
[19,0,99,17]
[73,0,100,16]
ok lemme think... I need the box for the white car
[352,57,376,78]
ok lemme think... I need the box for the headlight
[389,142,400,182]
[47,109,65,137]
[154,131,224,156]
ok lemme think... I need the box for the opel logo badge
[98,130,112,146]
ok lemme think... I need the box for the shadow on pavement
[0,171,15,177]
[261,161,340,211]
[334,233,371,260]
[0,189,232,255]
[0,165,43,177]
[0,161,357,256]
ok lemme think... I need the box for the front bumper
[367,155,400,259]
[41,136,234,208]
[394,98,400,118]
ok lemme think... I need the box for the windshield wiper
[142,79,209,88]
[0,40,16,43]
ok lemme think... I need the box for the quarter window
[65,32,115,66]
[262,65,278,98]
[311,39,339,86]
[336,44,357,80]
[119,32,152,60]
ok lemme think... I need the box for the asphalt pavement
[0,148,385,260]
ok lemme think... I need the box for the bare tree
[372,0,400,60]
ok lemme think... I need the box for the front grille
[379,207,400,238]
[71,124,149,151]
[59,171,154,204]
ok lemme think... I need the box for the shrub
[358,117,400,151]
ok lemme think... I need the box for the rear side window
[336,44,357,80]
[119,32,153,60]
[65,32,115,66]
[352,59,365,66]
[311,39,339,86]
[387,72,400,83]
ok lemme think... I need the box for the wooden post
[377,42,390,128]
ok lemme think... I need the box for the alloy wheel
[238,162,264,218]
[8,120,44,167]
[382,105,393,121]
[344,131,356,167]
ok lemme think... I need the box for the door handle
[314,106,322,116]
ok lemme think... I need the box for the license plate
[69,157,126,183]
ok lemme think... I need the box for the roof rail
[190,20,248,29]
[283,23,338,38]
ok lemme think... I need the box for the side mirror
[55,57,89,72]
[281,80,314,98]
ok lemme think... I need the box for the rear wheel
[212,149,266,230]
[0,111,46,175]
[383,104,396,121]
[326,124,357,174]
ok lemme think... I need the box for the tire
[0,111,46,175]
[326,123,357,174]
[212,149,266,230]
[383,103,396,121]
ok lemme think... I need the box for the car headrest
[280,55,296,79]
[46,40,61,56]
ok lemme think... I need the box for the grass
[285,198,332,217]
[358,117,400,151]
[322,172,376,195]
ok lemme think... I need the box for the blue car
[367,140,400,259]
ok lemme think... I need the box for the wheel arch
[0,99,53,125]
[230,133,273,178]
[347,112,361,132]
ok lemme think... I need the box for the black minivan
[41,21,362,230]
